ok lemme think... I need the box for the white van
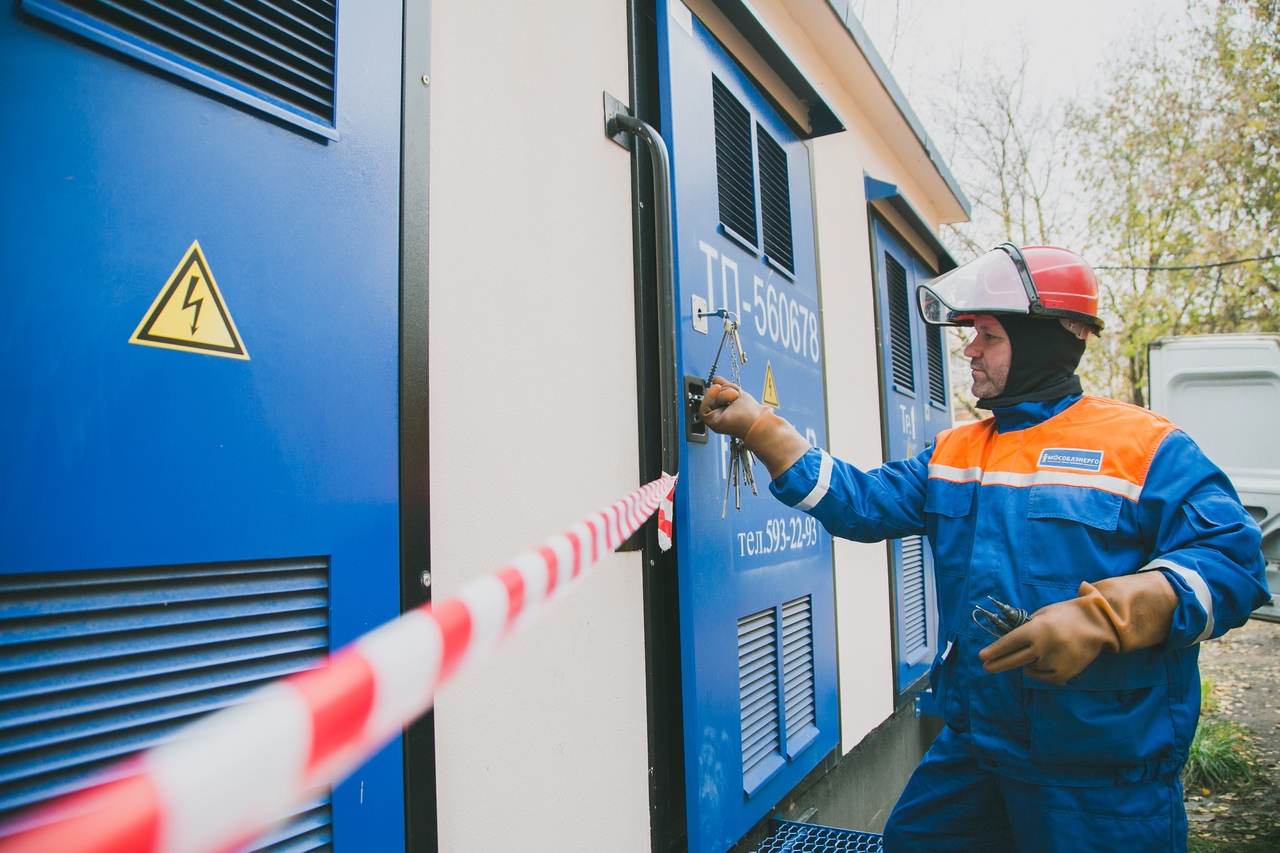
[1148,334,1280,622]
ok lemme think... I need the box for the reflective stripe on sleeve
[1142,559,1215,643]
[794,450,833,511]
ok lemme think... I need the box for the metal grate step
[754,819,883,852]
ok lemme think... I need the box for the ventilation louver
[713,75,758,247]
[737,607,780,788]
[927,325,947,406]
[738,595,820,795]
[780,595,815,757]
[899,537,928,663]
[756,124,794,275]
[886,253,914,391]
[23,0,338,129]
[0,558,332,851]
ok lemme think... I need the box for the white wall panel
[428,2,649,850]
[808,137,897,753]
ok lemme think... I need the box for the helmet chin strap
[1059,318,1092,341]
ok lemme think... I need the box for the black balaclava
[975,314,1087,409]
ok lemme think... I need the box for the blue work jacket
[771,394,1270,785]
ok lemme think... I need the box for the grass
[1182,679,1261,793]
[1184,716,1261,790]
[1182,678,1279,853]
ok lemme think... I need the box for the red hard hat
[918,243,1104,336]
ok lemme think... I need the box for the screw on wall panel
[421,75,430,85]
[420,570,432,588]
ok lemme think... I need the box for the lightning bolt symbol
[182,274,204,335]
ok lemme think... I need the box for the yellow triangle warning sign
[129,241,248,359]
[762,361,780,408]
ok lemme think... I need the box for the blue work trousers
[883,726,1188,853]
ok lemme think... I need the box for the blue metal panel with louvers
[1,1,404,848]
[0,559,331,851]
[871,220,946,701]
[660,4,838,851]
[20,0,339,136]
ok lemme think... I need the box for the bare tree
[849,0,925,70]
[918,52,1084,419]
[931,51,1084,255]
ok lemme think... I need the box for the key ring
[701,309,745,387]
[701,308,756,517]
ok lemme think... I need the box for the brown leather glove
[978,572,1179,686]
[698,377,811,479]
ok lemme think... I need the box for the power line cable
[1094,252,1279,272]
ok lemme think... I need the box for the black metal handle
[608,107,680,476]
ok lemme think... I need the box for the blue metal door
[871,220,945,699]
[658,4,838,850]
[0,3,405,850]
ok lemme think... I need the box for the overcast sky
[853,0,1183,136]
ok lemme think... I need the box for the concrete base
[729,700,943,851]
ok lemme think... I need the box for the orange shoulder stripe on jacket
[929,397,1177,498]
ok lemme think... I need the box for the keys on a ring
[722,437,759,518]
[701,308,757,517]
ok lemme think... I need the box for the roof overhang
[866,177,958,273]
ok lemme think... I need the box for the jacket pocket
[1025,650,1173,768]
[924,481,977,577]
[1027,685,1175,767]
[1022,486,1122,588]
[1182,492,1256,538]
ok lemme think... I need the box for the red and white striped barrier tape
[657,480,675,551]
[0,473,677,853]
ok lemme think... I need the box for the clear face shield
[917,245,1040,327]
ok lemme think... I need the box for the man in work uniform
[698,244,1270,852]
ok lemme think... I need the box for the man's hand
[978,574,1178,686]
[698,377,767,440]
[698,376,810,479]
[978,588,1117,685]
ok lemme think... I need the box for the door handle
[606,95,680,475]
